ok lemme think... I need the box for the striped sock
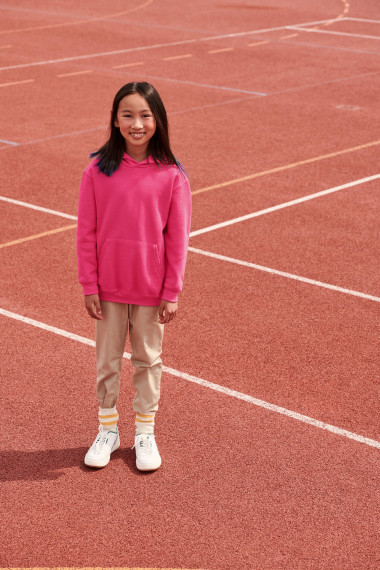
[135,412,155,435]
[98,407,119,431]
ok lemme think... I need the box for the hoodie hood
[122,153,154,167]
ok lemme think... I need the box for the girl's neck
[125,147,149,163]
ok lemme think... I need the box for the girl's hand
[85,294,103,320]
[158,300,177,324]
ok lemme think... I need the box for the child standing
[77,82,191,471]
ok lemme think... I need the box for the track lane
[1,2,380,569]
[0,228,379,441]
[190,178,380,295]
[1,317,379,569]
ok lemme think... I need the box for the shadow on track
[0,446,158,481]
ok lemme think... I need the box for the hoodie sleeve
[77,168,99,295]
[162,171,192,303]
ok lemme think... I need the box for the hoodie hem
[99,291,162,307]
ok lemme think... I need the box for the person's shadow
[0,446,147,481]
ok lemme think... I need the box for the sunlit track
[192,141,380,195]
[0,0,155,35]
[0,224,77,249]
[189,175,380,234]
[1,174,378,301]
[1,2,380,568]
[1,307,379,449]
[0,20,332,71]
[187,247,380,304]
[287,26,380,41]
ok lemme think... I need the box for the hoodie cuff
[162,288,179,303]
[82,284,99,296]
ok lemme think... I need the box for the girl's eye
[143,114,151,118]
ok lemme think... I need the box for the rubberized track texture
[1,1,380,569]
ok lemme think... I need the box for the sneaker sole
[84,438,120,469]
[136,457,162,471]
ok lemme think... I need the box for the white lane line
[0,78,34,87]
[344,17,380,24]
[0,196,77,220]
[1,307,379,450]
[0,20,323,71]
[248,41,270,47]
[144,74,267,96]
[162,53,192,61]
[0,139,19,146]
[280,33,299,39]
[208,47,234,54]
[113,61,144,69]
[287,26,380,40]
[56,69,93,78]
[190,174,380,237]
[269,69,380,96]
[17,125,106,146]
[0,125,107,150]
[4,175,377,231]
[188,247,380,303]
[288,18,350,27]
[2,176,379,302]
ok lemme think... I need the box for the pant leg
[128,304,164,414]
[96,301,129,409]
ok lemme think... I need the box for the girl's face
[114,93,156,159]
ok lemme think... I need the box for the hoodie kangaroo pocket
[98,239,164,297]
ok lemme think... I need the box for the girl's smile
[114,93,156,160]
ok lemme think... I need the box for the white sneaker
[84,426,120,468]
[134,434,162,471]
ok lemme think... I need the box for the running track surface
[0,1,379,569]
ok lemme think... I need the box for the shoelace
[136,435,154,454]
[94,427,110,450]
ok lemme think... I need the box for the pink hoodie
[77,154,191,306]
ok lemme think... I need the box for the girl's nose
[132,117,143,129]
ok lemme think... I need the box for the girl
[77,82,191,471]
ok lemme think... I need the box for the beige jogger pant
[95,301,164,414]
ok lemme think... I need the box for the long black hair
[90,82,182,176]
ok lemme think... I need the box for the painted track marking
[344,17,380,24]
[162,53,192,61]
[0,0,155,35]
[0,125,106,148]
[0,20,332,71]
[0,196,78,220]
[192,140,380,195]
[0,224,77,249]
[1,307,379,450]
[248,41,270,47]
[56,69,93,78]
[269,69,380,96]
[113,61,144,69]
[1,175,378,302]
[287,26,380,41]
[2,174,378,232]
[208,47,234,54]
[188,247,380,303]
[0,139,19,146]
[1,220,377,304]
[190,174,380,235]
[144,74,267,96]
[0,79,34,87]
[280,33,299,39]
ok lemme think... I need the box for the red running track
[1,1,380,568]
